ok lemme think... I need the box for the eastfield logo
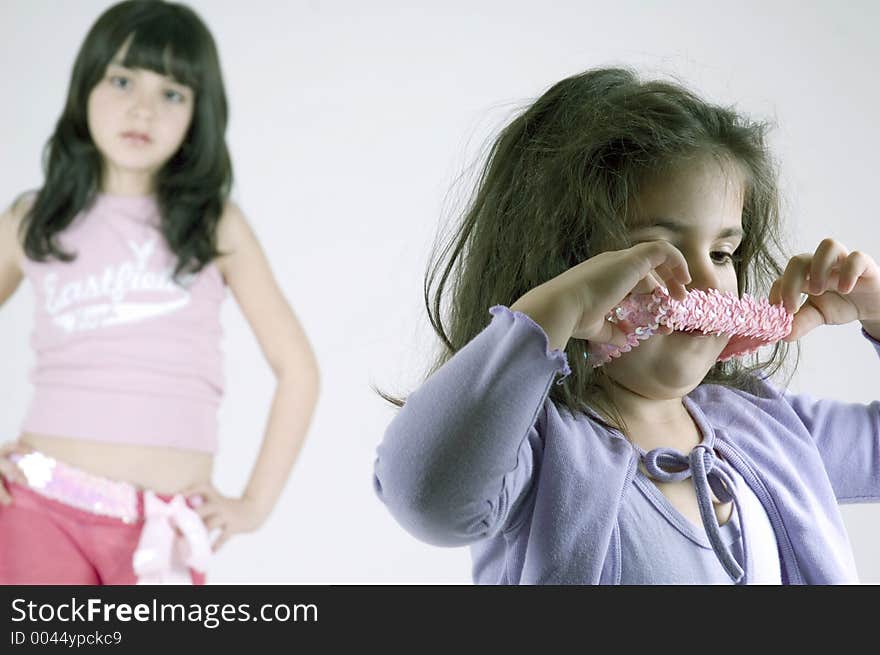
[42,237,195,334]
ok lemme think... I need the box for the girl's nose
[129,94,158,118]
[683,259,720,294]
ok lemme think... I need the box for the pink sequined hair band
[586,286,794,368]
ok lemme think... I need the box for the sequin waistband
[6,450,214,583]
[8,451,139,524]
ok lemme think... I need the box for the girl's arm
[215,200,320,524]
[761,327,880,503]
[0,194,31,308]
[765,240,880,502]
[373,306,569,547]
[0,194,34,504]
[374,243,686,547]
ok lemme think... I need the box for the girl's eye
[712,251,738,264]
[108,76,185,103]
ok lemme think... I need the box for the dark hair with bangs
[382,66,800,434]
[16,0,232,282]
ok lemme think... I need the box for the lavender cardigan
[374,306,880,584]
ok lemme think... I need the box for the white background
[1,0,878,583]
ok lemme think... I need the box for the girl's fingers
[632,271,660,295]
[651,247,690,300]
[631,241,689,293]
[640,239,689,275]
[819,270,842,294]
[785,300,827,341]
[838,251,868,294]
[594,320,627,348]
[195,505,220,521]
[204,515,226,532]
[182,485,215,509]
[769,278,782,307]
[0,459,25,485]
[212,532,230,552]
[0,442,34,482]
[646,270,665,291]
[780,255,811,313]
[771,276,813,313]
[660,241,692,285]
[0,480,12,505]
[809,240,848,294]
[182,484,210,499]
[657,264,687,300]
[0,462,21,505]
[0,442,28,457]
[635,268,685,302]
[780,241,855,312]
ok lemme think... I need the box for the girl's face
[87,36,195,193]
[602,154,745,398]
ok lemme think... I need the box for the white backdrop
[1,0,878,583]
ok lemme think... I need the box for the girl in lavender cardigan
[374,67,880,584]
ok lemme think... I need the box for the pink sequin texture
[8,451,139,523]
[587,286,793,368]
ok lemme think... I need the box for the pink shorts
[0,451,210,585]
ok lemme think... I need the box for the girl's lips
[121,132,152,144]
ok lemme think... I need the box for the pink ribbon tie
[132,491,212,585]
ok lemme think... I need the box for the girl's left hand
[769,238,880,342]
[182,482,266,553]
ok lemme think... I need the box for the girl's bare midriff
[18,431,213,495]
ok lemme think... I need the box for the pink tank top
[20,193,228,453]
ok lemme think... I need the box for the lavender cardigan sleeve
[373,306,570,546]
[772,326,880,502]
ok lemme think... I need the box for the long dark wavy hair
[384,66,800,435]
[16,0,232,281]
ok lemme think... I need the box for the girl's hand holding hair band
[585,238,880,367]
[590,285,793,366]
[768,238,880,342]
[510,240,692,352]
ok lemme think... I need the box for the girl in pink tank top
[0,1,320,586]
